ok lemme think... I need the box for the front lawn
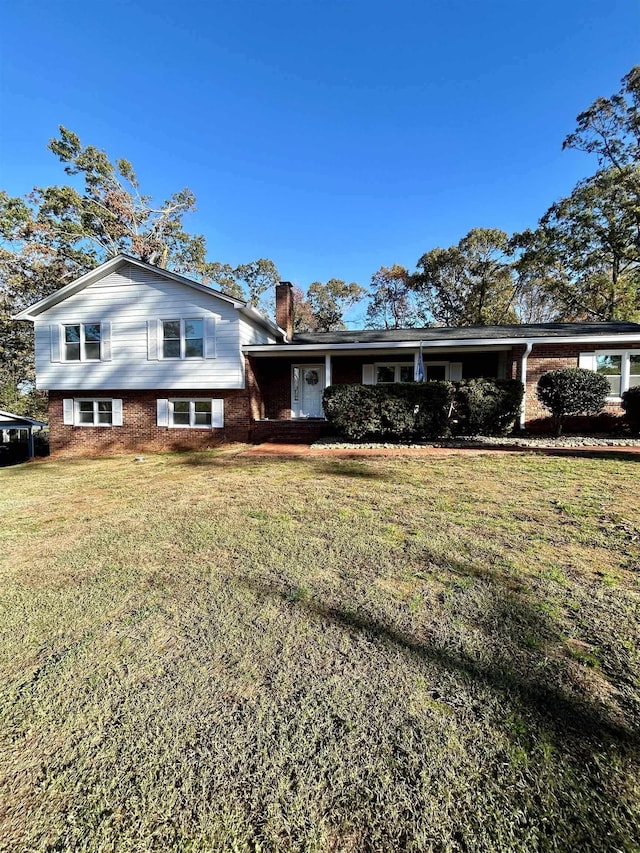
[1,449,639,851]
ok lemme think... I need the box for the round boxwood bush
[621,386,640,434]
[536,368,610,436]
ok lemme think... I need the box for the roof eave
[244,332,640,354]
[12,254,249,320]
[238,305,287,340]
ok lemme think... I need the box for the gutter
[243,333,640,354]
[519,342,533,430]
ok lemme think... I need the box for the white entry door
[292,365,325,418]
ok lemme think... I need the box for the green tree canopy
[516,169,640,320]
[516,67,640,321]
[306,278,367,332]
[365,264,417,329]
[234,259,280,315]
[412,228,518,326]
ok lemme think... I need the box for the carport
[0,410,47,461]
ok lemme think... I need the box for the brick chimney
[275,281,294,340]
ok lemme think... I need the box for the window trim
[594,349,640,399]
[161,318,205,360]
[166,398,223,429]
[62,322,103,362]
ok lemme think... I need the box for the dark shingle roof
[291,322,640,345]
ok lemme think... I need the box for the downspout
[519,343,533,430]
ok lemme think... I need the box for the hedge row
[322,379,524,441]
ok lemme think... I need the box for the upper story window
[162,319,204,359]
[64,323,102,361]
[595,351,640,397]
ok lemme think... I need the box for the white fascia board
[13,254,248,320]
[238,305,286,339]
[244,333,640,355]
[0,409,47,427]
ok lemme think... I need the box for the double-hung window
[170,399,212,427]
[162,319,204,359]
[78,399,113,425]
[589,351,640,397]
[375,363,415,383]
[157,398,224,429]
[62,398,123,427]
[63,323,102,361]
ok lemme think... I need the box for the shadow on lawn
[312,460,391,479]
[173,451,393,480]
[241,575,639,750]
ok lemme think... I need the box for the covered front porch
[246,348,511,441]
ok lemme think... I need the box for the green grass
[1,448,639,852]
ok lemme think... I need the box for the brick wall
[522,342,626,428]
[49,388,253,457]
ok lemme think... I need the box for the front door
[292,365,325,418]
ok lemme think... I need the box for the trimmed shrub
[536,368,609,436]
[322,382,454,441]
[453,379,524,436]
[412,382,454,439]
[621,386,640,433]
[322,384,381,441]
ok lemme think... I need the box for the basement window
[75,400,112,426]
[167,399,223,428]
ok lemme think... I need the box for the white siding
[34,264,253,390]
[239,316,276,346]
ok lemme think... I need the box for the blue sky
[1,0,639,323]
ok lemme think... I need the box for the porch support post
[27,428,35,461]
[519,343,533,430]
[324,353,332,388]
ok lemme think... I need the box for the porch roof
[244,321,640,355]
[0,410,47,430]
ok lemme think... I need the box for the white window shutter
[112,398,123,426]
[211,399,224,427]
[147,320,159,360]
[205,317,216,358]
[362,364,375,385]
[50,325,61,362]
[578,352,596,371]
[101,321,112,361]
[63,399,74,425]
[157,398,169,426]
[449,362,463,381]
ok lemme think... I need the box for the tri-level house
[14,254,640,456]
